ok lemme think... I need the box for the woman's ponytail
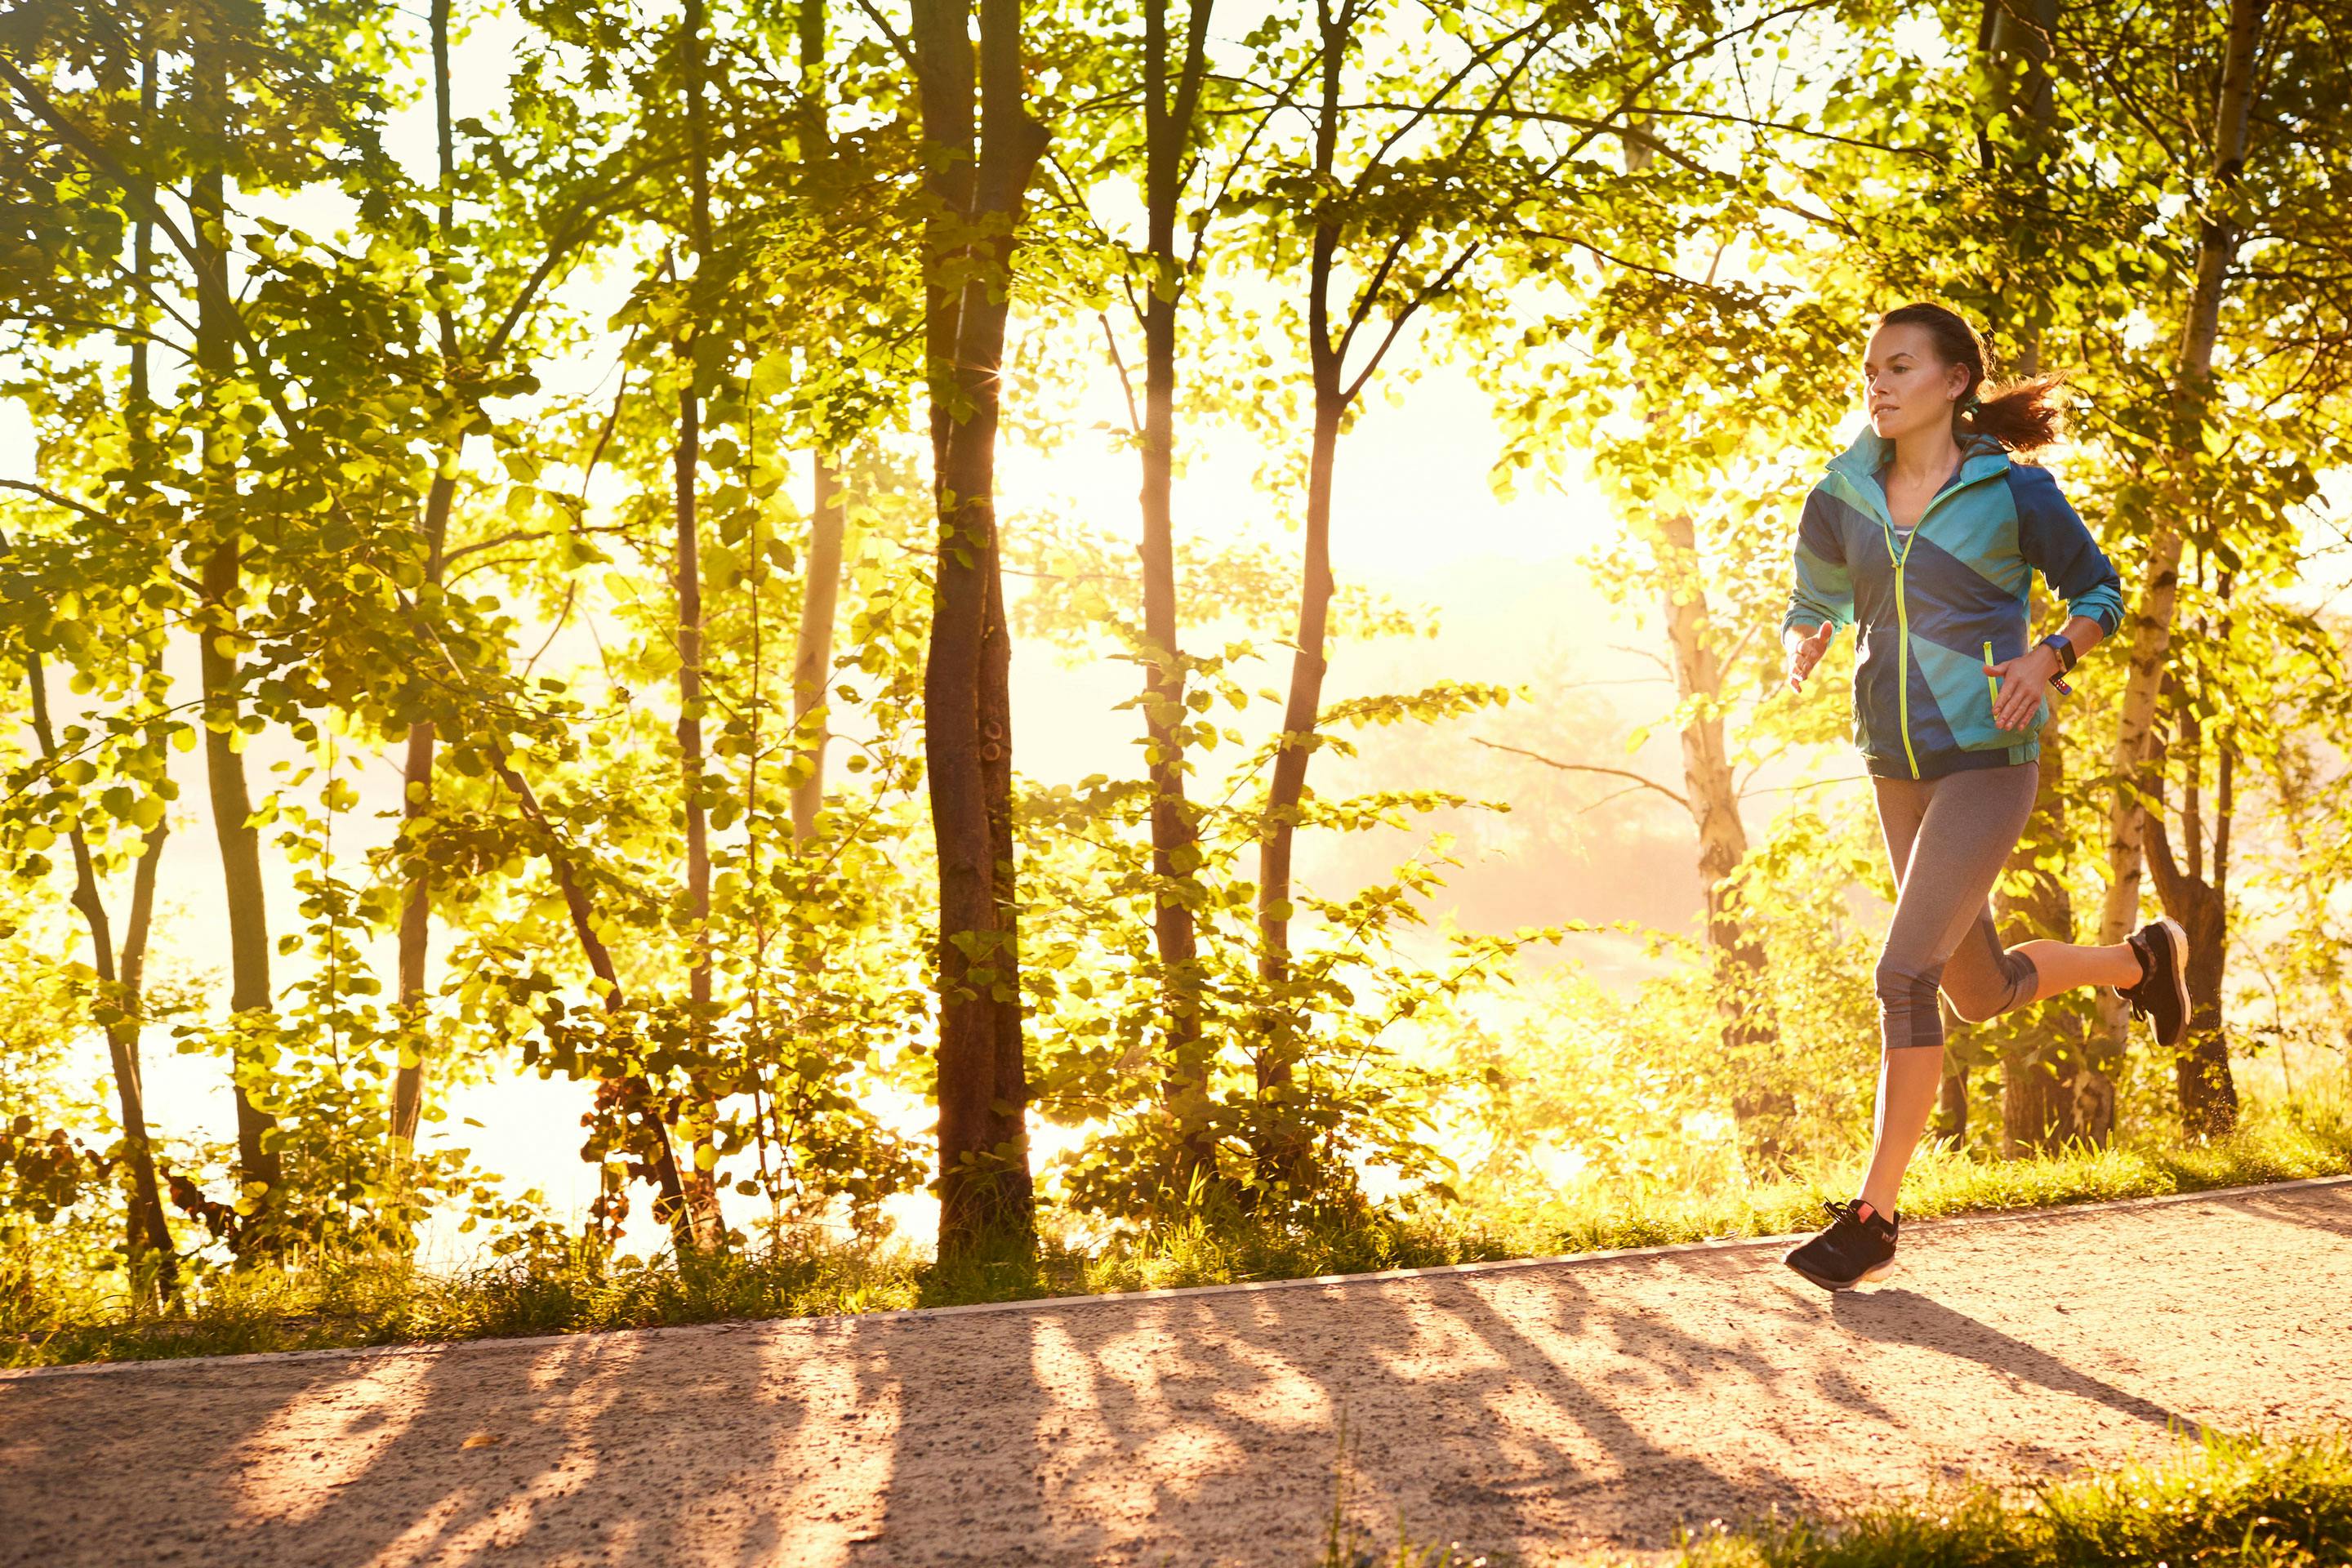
[1967,373,2067,453]
[1877,301,2067,455]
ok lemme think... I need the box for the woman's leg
[2012,938,2141,998]
[1860,1049,1946,1218]
[1857,764,2040,1218]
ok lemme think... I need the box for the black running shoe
[2114,915,2189,1049]
[1782,1199,1898,1291]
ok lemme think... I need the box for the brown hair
[1875,301,2066,453]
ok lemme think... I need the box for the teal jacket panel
[1782,427,2125,781]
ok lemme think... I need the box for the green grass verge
[1339,1428,2352,1567]
[1545,1100,2352,1256]
[1679,1429,2352,1567]
[7,1102,2348,1370]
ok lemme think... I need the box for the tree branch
[1472,738,1688,809]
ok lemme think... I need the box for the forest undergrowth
[1327,1428,2352,1568]
[10,1091,2347,1370]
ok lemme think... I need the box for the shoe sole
[2149,915,2189,1049]
[1782,1255,1896,1292]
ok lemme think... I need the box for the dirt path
[4,1178,2350,1568]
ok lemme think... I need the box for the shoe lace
[1823,1198,1894,1232]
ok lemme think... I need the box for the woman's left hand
[1983,646,2063,732]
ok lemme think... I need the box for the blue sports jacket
[1783,426,2125,781]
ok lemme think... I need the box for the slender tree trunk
[87,42,179,1290]
[190,40,282,1220]
[791,1,845,846]
[24,656,176,1290]
[1654,514,1789,1165]
[1252,381,1339,1186]
[1140,0,1217,1192]
[1251,5,1347,1189]
[2144,672,2239,1136]
[2088,0,2266,1140]
[671,0,724,1249]
[913,0,1047,1254]
[118,814,170,1274]
[791,464,845,842]
[391,0,464,1151]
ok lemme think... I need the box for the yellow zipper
[1984,639,2001,715]
[1883,524,1922,778]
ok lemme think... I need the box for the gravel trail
[4,1178,2349,1567]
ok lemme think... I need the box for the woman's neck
[1887,422,1963,487]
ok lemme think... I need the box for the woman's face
[1861,322,1970,443]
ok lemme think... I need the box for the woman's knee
[1873,951,1947,1050]
[1942,946,2040,1023]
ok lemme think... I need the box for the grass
[1540,1098,2352,1257]
[7,1098,2350,1370]
[1328,1428,2352,1566]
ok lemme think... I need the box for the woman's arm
[1990,614,2105,731]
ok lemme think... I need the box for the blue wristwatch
[2037,633,2075,694]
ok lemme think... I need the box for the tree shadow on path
[1829,1288,2202,1438]
[2221,1187,2352,1242]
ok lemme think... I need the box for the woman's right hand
[1785,619,1835,693]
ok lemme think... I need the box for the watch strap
[2038,632,2078,673]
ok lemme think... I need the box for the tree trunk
[791,455,846,843]
[2088,0,2265,1140]
[1251,5,1347,1191]
[913,0,1047,1254]
[24,655,176,1291]
[118,817,171,1281]
[390,699,439,1150]
[791,1,844,847]
[2144,673,2238,1137]
[1251,380,1339,1187]
[671,0,725,1250]
[1654,514,1788,1166]
[1140,0,1217,1192]
[391,0,463,1152]
[92,42,179,1292]
[190,40,282,1221]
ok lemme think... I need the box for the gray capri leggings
[1871,762,2043,1053]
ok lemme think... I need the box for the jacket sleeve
[1783,488,1854,637]
[2011,464,2124,636]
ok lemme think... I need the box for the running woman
[1776,302,2189,1292]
